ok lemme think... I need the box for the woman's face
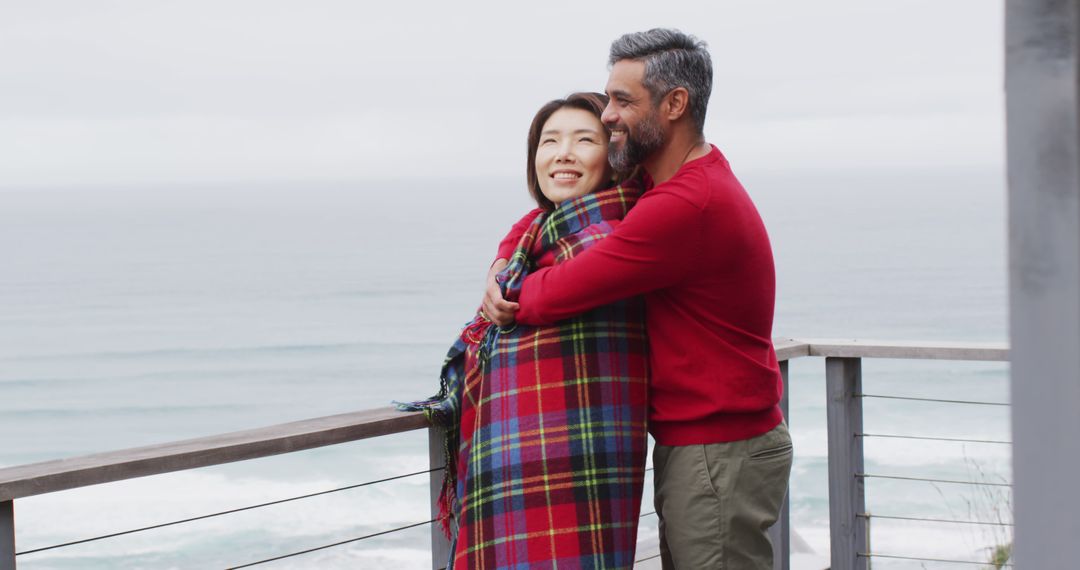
[535,107,612,206]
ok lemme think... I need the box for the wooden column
[1,501,14,570]
[826,357,866,570]
[768,359,791,570]
[428,426,451,570]
[1007,1,1080,566]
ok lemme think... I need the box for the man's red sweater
[495,146,783,446]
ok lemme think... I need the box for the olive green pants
[653,423,793,569]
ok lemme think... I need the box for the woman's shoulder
[495,207,546,261]
[506,207,545,232]
[520,207,545,223]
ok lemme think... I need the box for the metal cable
[231,503,662,567]
[858,432,1012,445]
[15,467,443,556]
[858,513,1014,527]
[859,473,1012,487]
[640,510,656,518]
[635,553,662,564]
[226,519,435,569]
[859,552,1012,566]
[858,393,1009,406]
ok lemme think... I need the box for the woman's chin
[544,192,580,205]
[543,185,604,206]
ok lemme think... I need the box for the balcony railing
[0,338,1009,569]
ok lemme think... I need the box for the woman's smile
[551,169,584,183]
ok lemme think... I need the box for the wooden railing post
[428,426,451,570]
[1,500,14,570]
[826,357,867,570]
[768,359,791,570]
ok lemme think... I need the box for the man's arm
[515,189,702,325]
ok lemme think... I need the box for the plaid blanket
[401,183,648,569]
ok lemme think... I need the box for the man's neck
[643,130,710,185]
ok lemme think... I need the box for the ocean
[1,166,1009,569]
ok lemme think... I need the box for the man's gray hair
[609,28,712,134]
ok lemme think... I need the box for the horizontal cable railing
[859,393,1010,406]
[823,346,1011,570]
[859,552,1013,567]
[859,473,1012,487]
[227,519,438,569]
[858,433,1012,445]
[0,338,1010,570]
[15,467,443,556]
[858,513,1014,527]
[635,553,662,564]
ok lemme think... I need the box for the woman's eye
[541,138,556,145]
[579,137,595,143]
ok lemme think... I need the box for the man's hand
[482,259,519,327]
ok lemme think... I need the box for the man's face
[603,59,666,172]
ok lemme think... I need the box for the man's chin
[609,148,637,173]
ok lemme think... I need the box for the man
[485,28,792,569]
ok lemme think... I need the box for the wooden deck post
[428,426,451,570]
[1,500,14,570]
[826,357,866,570]
[1006,0,1080,566]
[768,359,791,570]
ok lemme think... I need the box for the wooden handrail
[796,338,1008,361]
[774,338,810,361]
[0,408,428,502]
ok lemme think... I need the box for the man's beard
[609,111,665,172]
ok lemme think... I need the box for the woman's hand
[482,259,519,326]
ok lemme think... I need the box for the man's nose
[601,102,618,125]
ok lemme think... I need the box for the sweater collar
[642,144,723,190]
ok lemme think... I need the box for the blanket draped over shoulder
[400,183,649,569]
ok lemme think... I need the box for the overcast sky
[0,1,1004,188]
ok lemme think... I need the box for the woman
[402,92,648,569]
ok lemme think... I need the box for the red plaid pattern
[404,184,649,569]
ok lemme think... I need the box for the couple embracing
[402,28,792,570]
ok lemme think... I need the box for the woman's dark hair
[526,92,611,211]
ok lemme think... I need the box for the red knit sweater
[496,146,783,445]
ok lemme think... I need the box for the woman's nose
[555,143,574,162]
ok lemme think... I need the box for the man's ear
[663,87,690,121]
